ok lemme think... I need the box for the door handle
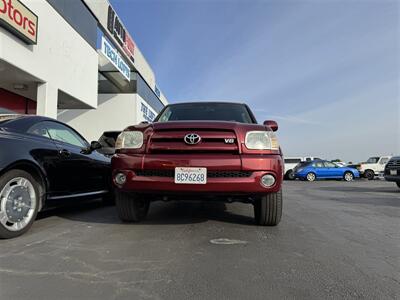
[59,149,71,158]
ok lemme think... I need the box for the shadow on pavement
[37,199,256,226]
[144,201,255,226]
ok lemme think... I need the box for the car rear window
[155,103,256,124]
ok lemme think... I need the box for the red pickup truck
[112,102,283,226]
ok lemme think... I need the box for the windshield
[366,157,380,163]
[155,103,256,123]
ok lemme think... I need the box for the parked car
[347,163,360,169]
[112,102,284,226]
[384,156,400,188]
[284,156,321,180]
[97,131,121,157]
[332,161,347,167]
[294,160,360,181]
[0,115,111,238]
[358,156,392,180]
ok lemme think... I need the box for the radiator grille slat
[135,170,253,178]
[149,130,239,154]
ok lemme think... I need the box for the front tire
[115,191,150,222]
[343,172,354,182]
[254,190,282,226]
[285,170,295,180]
[364,169,375,180]
[0,169,40,239]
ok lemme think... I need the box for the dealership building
[0,0,168,141]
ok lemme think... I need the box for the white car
[284,156,321,180]
[358,156,392,180]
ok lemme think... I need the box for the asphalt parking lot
[0,180,399,299]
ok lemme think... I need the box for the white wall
[58,94,138,142]
[0,0,99,117]
[58,93,161,142]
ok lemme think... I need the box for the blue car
[294,160,360,182]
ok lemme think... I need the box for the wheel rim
[344,173,353,181]
[307,173,315,181]
[0,177,37,232]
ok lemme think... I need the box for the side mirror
[90,141,102,151]
[263,120,278,132]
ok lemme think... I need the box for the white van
[284,156,321,180]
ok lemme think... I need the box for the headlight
[245,131,279,150]
[115,131,144,149]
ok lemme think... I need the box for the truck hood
[127,121,269,133]
[122,121,281,155]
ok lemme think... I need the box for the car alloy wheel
[0,177,37,232]
[306,173,316,182]
[344,172,354,182]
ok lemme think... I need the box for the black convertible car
[0,115,111,238]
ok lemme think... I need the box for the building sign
[101,36,131,81]
[140,101,156,122]
[0,0,38,44]
[107,5,135,62]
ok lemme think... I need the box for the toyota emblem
[184,133,201,145]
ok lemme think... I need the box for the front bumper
[112,153,283,194]
[384,175,400,182]
[384,168,400,182]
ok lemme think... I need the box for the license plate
[174,167,207,184]
[390,170,397,175]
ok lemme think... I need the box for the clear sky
[110,0,399,163]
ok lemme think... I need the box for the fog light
[115,173,127,185]
[261,174,275,187]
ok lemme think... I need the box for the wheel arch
[0,160,48,211]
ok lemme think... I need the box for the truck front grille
[386,159,400,168]
[135,170,253,178]
[148,129,239,154]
